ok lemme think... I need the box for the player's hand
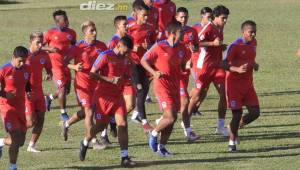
[212,37,222,46]
[48,47,60,53]
[153,71,164,79]
[74,62,83,72]
[6,91,15,99]
[111,77,121,85]
[253,62,259,71]
[43,73,52,81]
[236,63,248,74]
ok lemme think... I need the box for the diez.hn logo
[80,1,128,11]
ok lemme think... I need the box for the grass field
[0,0,300,169]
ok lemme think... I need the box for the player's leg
[228,109,243,152]
[240,106,260,128]
[62,110,85,141]
[214,82,229,136]
[28,111,45,152]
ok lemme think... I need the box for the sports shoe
[121,156,136,168]
[148,134,158,152]
[99,135,111,146]
[215,127,229,137]
[110,122,117,138]
[79,140,88,161]
[27,146,41,153]
[187,131,201,142]
[61,121,69,141]
[143,122,153,133]
[60,113,70,121]
[228,145,237,152]
[157,146,172,157]
[44,95,52,111]
[88,139,106,150]
[0,146,3,159]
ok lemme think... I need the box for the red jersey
[182,25,199,58]
[225,38,257,86]
[26,50,51,93]
[44,27,77,68]
[143,40,188,94]
[92,49,130,97]
[0,63,31,109]
[191,22,204,69]
[154,0,176,33]
[128,22,156,64]
[197,22,224,70]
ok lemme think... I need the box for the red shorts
[194,68,225,91]
[155,90,180,113]
[122,85,136,96]
[94,95,126,123]
[25,93,46,116]
[179,74,189,97]
[1,105,27,133]
[75,87,94,108]
[52,67,71,89]
[226,85,259,110]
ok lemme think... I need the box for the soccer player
[25,31,52,153]
[0,46,31,170]
[60,21,107,149]
[79,36,136,167]
[187,5,230,138]
[190,7,212,116]
[43,10,77,121]
[141,21,189,156]
[223,20,260,152]
[127,3,157,132]
[153,0,176,41]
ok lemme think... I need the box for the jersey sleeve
[191,28,199,46]
[43,30,51,45]
[224,44,237,63]
[198,25,211,42]
[44,52,52,73]
[143,44,158,65]
[92,53,108,72]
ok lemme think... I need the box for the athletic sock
[28,141,35,147]
[229,140,235,145]
[65,121,70,128]
[10,164,17,170]
[49,94,54,100]
[186,127,192,137]
[83,138,88,146]
[142,119,148,125]
[101,129,107,137]
[0,138,4,147]
[120,149,128,158]
[218,119,225,128]
[151,130,158,137]
[60,109,66,114]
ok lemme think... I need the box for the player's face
[12,57,27,68]
[176,12,188,26]
[137,9,148,24]
[117,20,128,34]
[144,0,153,6]
[215,14,228,27]
[202,12,212,23]
[117,43,130,56]
[84,25,97,40]
[170,28,183,44]
[243,25,256,42]
[30,37,43,51]
[55,15,69,28]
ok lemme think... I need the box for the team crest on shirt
[5,122,12,130]
[96,113,103,120]
[189,34,193,41]
[67,34,73,41]
[230,100,237,108]
[24,72,29,80]
[40,58,45,65]
[81,99,87,105]
[178,50,184,58]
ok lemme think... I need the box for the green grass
[1,0,300,169]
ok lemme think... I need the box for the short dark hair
[53,10,67,19]
[165,20,182,34]
[212,5,230,19]
[200,7,212,14]
[114,15,127,27]
[119,36,133,50]
[132,0,149,11]
[13,46,28,58]
[241,20,256,29]
[176,7,188,14]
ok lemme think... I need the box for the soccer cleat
[27,146,41,153]
[88,139,107,150]
[228,145,237,152]
[121,156,136,168]
[215,127,229,137]
[187,131,201,142]
[99,135,111,146]
[61,121,69,141]
[148,133,158,152]
[143,122,153,133]
[79,140,88,161]
[157,146,172,157]
[0,146,3,159]
[60,113,70,121]
[44,95,52,111]
[110,122,117,138]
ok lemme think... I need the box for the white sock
[218,119,225,128]
[120,149,128,158]
[29,141,35,147]
[131,110,139,119]
[49,94,54,100]
[0,138,4,147]
[101,129,107,137]
[151,130,158,137]
[186,127,192,137]
[91,138,97,143]
[146,94,151,100]
[83,138,88,146]
[65,121,70,128]
[142,119,148,125]
[229,140,235,145]
[10,164,17,170]
[60,109,66,114]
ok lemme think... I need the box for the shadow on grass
[245,123,300,129]
[0,0,21,5]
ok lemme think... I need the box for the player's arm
[64,47,83,72]
[42,30,60,53]
[140,47,163,79]
[223,45,247,74]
